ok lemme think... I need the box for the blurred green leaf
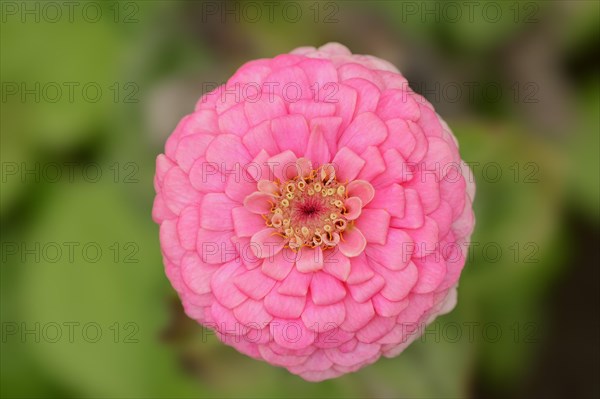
[11,181,200,397]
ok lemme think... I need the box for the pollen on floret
[265,164,351,251]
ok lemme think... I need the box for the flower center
[266,165,350,251]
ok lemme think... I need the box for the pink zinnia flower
[153,43,475,381]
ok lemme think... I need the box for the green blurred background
[1,1,598,398]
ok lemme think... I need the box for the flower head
[153,42,475,381]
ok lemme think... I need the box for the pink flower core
[265,164,351,250]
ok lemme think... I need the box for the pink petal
[322,248,351,281]
[377,70,408,90]
[347,274,385,302]
[435,286,458,315]
[258,344,309,367]
[356,315,396,343]
[206,134,252,167]
[346,253,375,284]
[412,254,447,294]
[243,192,273,215]
[319,42,352,56]
[390,188,424,229]
[355,209,391,245]
[242,120,280,157]
[232,206,266,238]
[346,180,375,206]
[405,169,441,214]
[429,200,453,238]
[356,146,385,181]
[298,58,338,97]
[296,246,324,273]
[338,228,366,257]
[271,114,310,157]
[290,350,333,373]
[301,300,346,333]
[225,172,257,203]
[250,228,285,259]
[270,53,303,68]
[331,147,365,183]
[164,117,188,159]
[371,148,411,187]
[196,85,223,112]
[371,261,418,301]
[174,134,214,173]
[270,318,315,350]
[234,267,276,300]
[376,89,420,121]
[304,124,332,167]
[313,328,354,350]
[200,193,236,231]
[278,267,313,296]
[367,183,405,218]
[177,205,200,250]
[163,167,202,214]
[261,248,296,280]
[189,158,226,193]
[296,157,313,178]
[210,261,248,308]
[365,228,413,270]
[440,173,467,219]
[257,180,279,195]
[381,118,416,158]
[265,64,311,100]
[337,112,388,153]
[310,116,342,155]
[227,59,272,88]
[407,121,429,163]
[325,342,381,368]
[244,95,287,126]
[196,229,237,264]
[210,301,241,337]
[343,77,380,114]
[264,288,306,319]
[181,109,219,136]
[372,295,409,317]
[338,337,359,353]
[218,102,250,136]
[155,154,175,186]
[159,219,185,263]
[310,272,346,305]
[406,216,439,258]
[417,104,443,137]
[152,193,175,223]
[289,100,336,119]
[232,236,261,270]
[438,244,465,292]
[394,294,436,333]
[247,149,271,182]
[333,84,358,131]
[343,196,363,221]
[338,63,384,88]
[181,252,218,295]
[340,297,375,331]
[338,62,382,84]
[233,299,273,327]
[267,150,298,182]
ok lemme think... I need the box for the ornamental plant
[153,43,475,381]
